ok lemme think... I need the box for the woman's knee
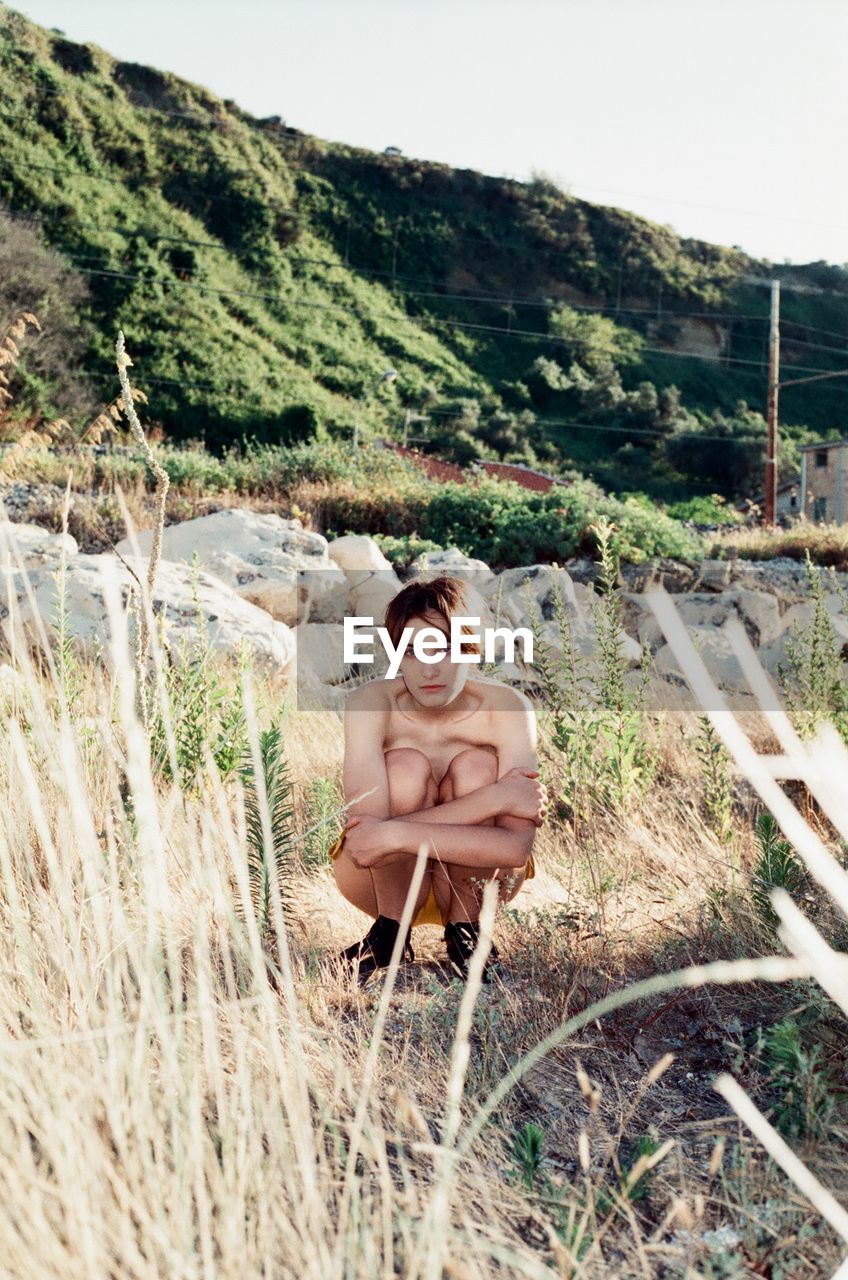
[333,854,378,918]
[440,747,498,798]
[385,747,437,814]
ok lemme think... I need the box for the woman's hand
[343,814,396,868]
[495,768,549,826]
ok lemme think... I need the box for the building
[799,439,848,524]
[736,480,801,524]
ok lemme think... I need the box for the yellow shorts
[328,826,536,928]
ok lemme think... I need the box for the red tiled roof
[387,443,468,484]
[478,461,557,492]
[384,442,567,494]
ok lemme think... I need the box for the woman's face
[396,610,474,709]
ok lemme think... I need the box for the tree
[0,208,95,424]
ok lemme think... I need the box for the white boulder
[326,535,402,621]
[760,599,848,675]
[482,565,588,633]
[115,509,344,626]
[0,520,77,568]
[292,622,374,685]
[672,589,783,649]
[4,554,295,672]
[408,546,496,592]
[326,534,392,575]
[535,617,642,669]
[654,626,744,691]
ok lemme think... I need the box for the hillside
[2,4,848,502]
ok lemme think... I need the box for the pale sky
[8,0,848,265]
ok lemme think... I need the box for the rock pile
[1,513,844,702]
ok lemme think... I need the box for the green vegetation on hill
[1,3,847,506]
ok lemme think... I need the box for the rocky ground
[1,495,844,707]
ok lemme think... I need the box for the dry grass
[0,556,845,1278]
[712,519,848,568]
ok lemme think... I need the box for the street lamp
[353,368,398,449]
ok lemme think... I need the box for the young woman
[329,574,548,984]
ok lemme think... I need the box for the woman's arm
[393,695,541,869]
[341,684,391,818]
[383,817,533,868]
[393,768,545,828]
[490,691,540,862]
[340,682,544,868]
[344,813,533,870]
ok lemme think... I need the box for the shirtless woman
[330,575,548,984]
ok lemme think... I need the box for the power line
[12,219,846,352]
[778,317,848,345]
[45,259,848,396]
[11,210,848,363]
[56,366,793,446]
[6,207,781,327]
[6,165,847,348]
[55,259,779,371]
[4,222,845,390]
[75,369,268,398]
[777,335,848,358]
[6,136,848,320]
[52,264,848,383]
[1,191,835,348]
[415,412,771,445]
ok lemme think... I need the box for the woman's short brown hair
[383,575,482,655]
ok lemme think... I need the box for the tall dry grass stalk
[115,329,169,728]
[647,591,848,1276]
[0,527,845,1269]
[0,532,844,1271]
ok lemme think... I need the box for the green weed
[750,813,808,928]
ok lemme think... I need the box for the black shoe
[337,915,414,985]
[443,921,500,983]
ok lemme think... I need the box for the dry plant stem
[330,844,430,1279]
[646,589,848,1271]
[645,594,848,920]
[224,671,328,1252]
[115,329,169,727]
[415,883,498,1280]
[714,1074,848,1248]
[456,953,810,1162]
[113,485,182,783]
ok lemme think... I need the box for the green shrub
[666,493,743,526]
[529,519,657,823]
[241,722,296,937]
[750,813,807,927]
[510,1122,546,1191]
[759,1017,835,1141]
[777,553,848,741]
[695,717,734,846]
[301,776,344,872]
[370,533,443,570]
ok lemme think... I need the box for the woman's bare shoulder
[470,676,536,717]
[344,676,399,713]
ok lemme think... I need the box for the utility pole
[765,279,780,525]
[402,409,429,446]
